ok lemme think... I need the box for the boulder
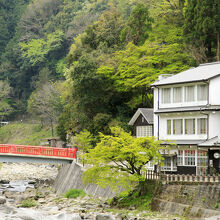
[96,213,115,220]
[53,213,82,220]
[0,196,6,204]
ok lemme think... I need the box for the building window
[167,120,171,135]
[185,119,195,134]
[197,84,208,101]
[197,150,208,175]
[162,157,172,171]
[197,118,207,134]
[177,150,183,165]
[173,87,182,103]
[185,150,195,166]
[142,116,145,123]
[136,126,152,137]
[162,88,171,103]
[185,86,195,102]
[173,119,183,135]
[178,149,196,166]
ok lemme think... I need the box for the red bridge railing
[0,144,77,159]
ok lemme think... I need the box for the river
[0,163,186,220]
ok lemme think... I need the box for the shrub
[21,199,37,207]
[65,189,86,199]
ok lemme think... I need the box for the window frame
[184,85,195,102]
[162,88,171,104]
[185,119,195,135]
[197,84,208,101]
[197,118,207,135]
[173,87,183,103]
[173,119,183,135]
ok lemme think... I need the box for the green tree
[184,0,220,63]
[82,127,164,191]
[98,24,193,108]
[0,81,13,120]
[19,30,64,66]
[74,129,93,153]
[121,3,153,46]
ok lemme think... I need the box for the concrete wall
[152,183,220,218]
[53,162,119,199]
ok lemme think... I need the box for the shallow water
[0,180,35,192]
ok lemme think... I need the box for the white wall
[209,111,220,138]
[154,87,159,111]
[209,76,220,105]
[153,88,159,138]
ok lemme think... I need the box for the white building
[152,62,220,175]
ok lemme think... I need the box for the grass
[65,189,86,199]
[113,190,153,210]
[0,123,53,145]
[110,180,161,211]
[214,203,219,209]
[21,199,37,208]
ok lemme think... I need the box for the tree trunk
[217,33,220,61]
[51,119,54,137]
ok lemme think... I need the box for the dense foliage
[0,0,219,141]
[82,127,164,191]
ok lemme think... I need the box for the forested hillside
[0,0,219,142]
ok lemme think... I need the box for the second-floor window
[173,87,182,103]
[162,88,171,103]
[160,83,208,105]
[197,84,208,101]
[185,86,195,102]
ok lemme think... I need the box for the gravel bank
[0,162,58,181]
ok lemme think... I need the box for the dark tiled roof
[128,108,153,125]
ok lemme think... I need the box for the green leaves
[184,0,220,62]
[121,3,153,46]
[98,24,192,93]
[19,30,64,66]
[82,126,164,191]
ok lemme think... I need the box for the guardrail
[0,144,77,159]
[145,170,220,183]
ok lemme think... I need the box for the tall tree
[121,3,153,46]
[184,0,220,63]
[28,81,63,136]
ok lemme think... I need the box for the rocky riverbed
[0,163,188,220]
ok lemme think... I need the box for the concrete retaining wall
[152,183,220,218]
[53,162,118,199]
